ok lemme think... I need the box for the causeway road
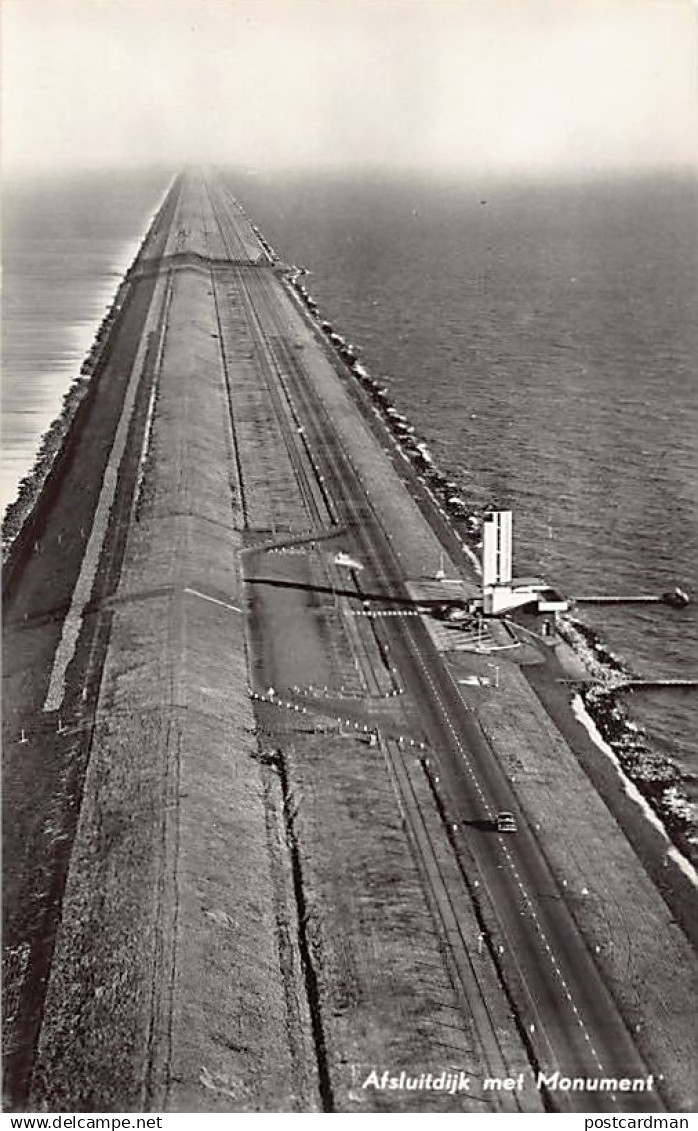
[208,178,663,1113]
[4,170,693,1112]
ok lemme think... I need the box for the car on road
[496,811,517,833]
[433,602,470,623]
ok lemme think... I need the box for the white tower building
[482,510,512,589]
[481,509,569,616]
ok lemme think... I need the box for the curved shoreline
[4,184,695,882]
[2,178,176,561]
[278,244,698,880]
[4,175,695,1113]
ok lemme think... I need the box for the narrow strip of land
[3,170,695,1114]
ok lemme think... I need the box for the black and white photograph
[2,0,697,1119]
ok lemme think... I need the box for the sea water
[1,169,171,515]
[3,167,696,841]
[230,170,698,826]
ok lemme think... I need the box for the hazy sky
[3,0,697,179]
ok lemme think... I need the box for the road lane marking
[402,617,614,1079]
[184,587,242,613]
[248,275,621,1092]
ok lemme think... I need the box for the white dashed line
[401,618,611,1076]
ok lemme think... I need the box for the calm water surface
[2,170,171,514]
[3,168,696,827]
[230,170,698,812]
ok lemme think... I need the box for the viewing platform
[2,169,695,1116]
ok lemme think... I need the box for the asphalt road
[204,179,666,1114]
[299,389,661,1114]
[4,172,669,1113]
